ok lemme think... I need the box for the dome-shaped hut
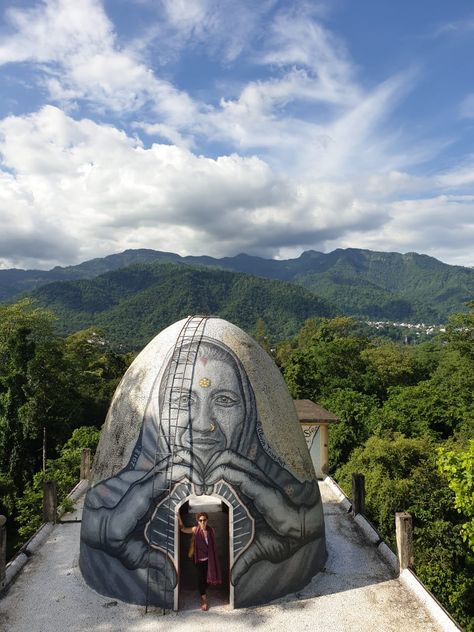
[80,316,326,609]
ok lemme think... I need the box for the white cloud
[432,17,474,37]
[0,0,423,182]
[260,4,360,106]
[0,106,473,270]
[202,67,419,184]
[0,2,472,270]
[329,195,474,267]
[0,0,197,124]
[459,93,474,119]
[436,158,474,189]
[0,0,114,64]
[157,0,275,63]
[0,106,396,268]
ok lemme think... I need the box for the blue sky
[0,0,473,270]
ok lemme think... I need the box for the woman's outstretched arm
[177,514,195,534]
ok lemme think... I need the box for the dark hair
[196,512,208,521]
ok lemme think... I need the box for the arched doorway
[146,478,255,610]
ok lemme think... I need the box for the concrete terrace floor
[0,480,448,632]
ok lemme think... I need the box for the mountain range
[1,247,472,325]
[23,263,331,350]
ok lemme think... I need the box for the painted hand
[81,454,202,568]
[203,450,324,584]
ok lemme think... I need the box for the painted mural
[80,319,326,609]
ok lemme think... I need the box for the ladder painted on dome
[144,314,209,614]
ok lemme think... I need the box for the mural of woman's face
[169,356,245,467]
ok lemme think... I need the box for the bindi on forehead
[199,356,209,366]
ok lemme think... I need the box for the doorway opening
[177,495,230,610]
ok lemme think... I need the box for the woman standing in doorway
[178,512,221,611]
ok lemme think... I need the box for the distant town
[366,320,446,341]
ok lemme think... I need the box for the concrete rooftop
[0,479,455,632]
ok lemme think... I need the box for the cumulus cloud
[0,0,409,169]
[0,106,396,268]
[0,1,472,270]
[0,0,421,181]
[0,105,473,269]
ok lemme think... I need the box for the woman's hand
[82,454,202,561]
[204,450,324,539]
[201,449,325,584]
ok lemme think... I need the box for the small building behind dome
[79,316,327,610]
[294,399,339,478]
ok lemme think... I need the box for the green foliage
[284,309,474,629]
[0,300,129,557]
[361,341,421,394]
[335,435,474,630]
[372,322,474,440]
[16,426,101,541]
[280,317,369,400]
[3,247,473,322]
[336,435,443,540]
[443,301,474,360]
[0,281,471,627]
[64,327,129,423]
[294,249,474,322]
[0,300,78,490]
[414,520,474,630]
[320,388,379,472]
[438,440,474,551]
[27,263,332,351]
[253,317,272,353]
[373,382,450,438]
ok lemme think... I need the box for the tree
[335,435,474,630]
[320,388,378,472]
[253,317,271,353]
[438,440,474,552]
[443,301,474,361]
[63,327,130,426]
[280,317,370,400]
[361,341,421,397]
[16,426,101,542]
[0,300,79,490]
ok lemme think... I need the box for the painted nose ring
[209,423,216,432]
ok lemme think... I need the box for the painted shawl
[193,526,222,585]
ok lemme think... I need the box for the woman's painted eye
[172,393,194,408]
[214,393,239,407]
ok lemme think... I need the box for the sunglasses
[198,518,207,522]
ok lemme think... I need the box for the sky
[0,0,473,270]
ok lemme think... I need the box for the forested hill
[26,263,332,350]
[1,247,473,322]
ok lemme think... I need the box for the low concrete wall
[323,475,398,571]
[1,478,89,593]
[323,476,462,632]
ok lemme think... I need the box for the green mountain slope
[2,247,473,322]
[291,249,473,321]
[28,263,332,350]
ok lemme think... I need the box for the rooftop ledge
[0,477,461,632]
